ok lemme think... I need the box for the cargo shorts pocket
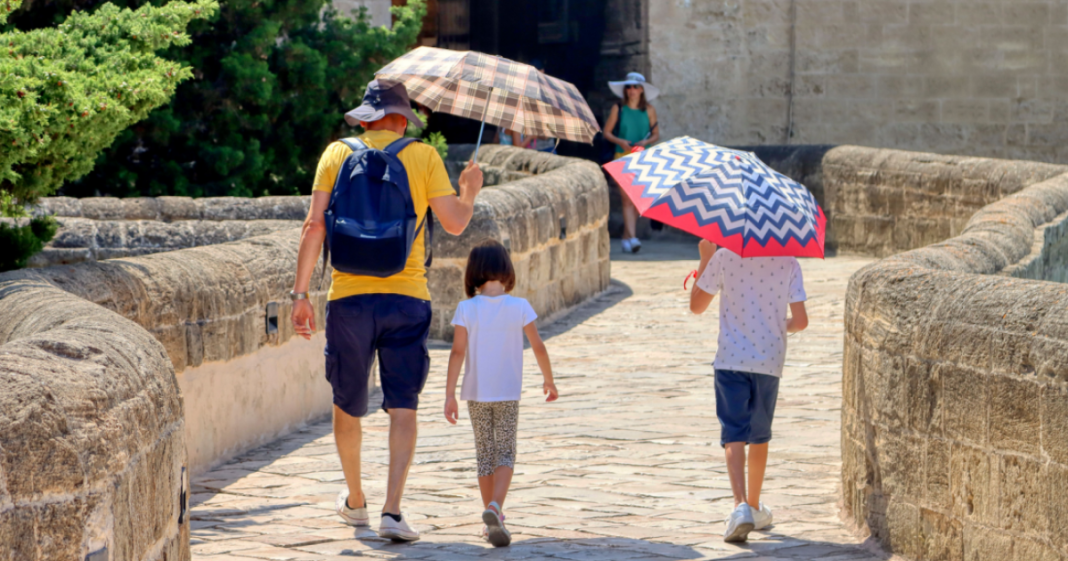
[325,348,343,399]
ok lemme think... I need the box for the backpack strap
[383,137,434,270]
[318,138,369,290]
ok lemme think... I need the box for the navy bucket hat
[344,80,426,129]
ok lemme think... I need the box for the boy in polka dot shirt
[689,239,809,543]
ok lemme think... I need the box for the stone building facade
[598,0,1068,164]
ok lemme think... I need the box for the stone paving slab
[190,241,887,561]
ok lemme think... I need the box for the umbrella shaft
[472,87,491,162]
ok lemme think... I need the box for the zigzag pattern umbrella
[376,47,600,154]
[603,137,826,258]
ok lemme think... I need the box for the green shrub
[32,0,427,199]
[0,215,58,271]
[0,0,218,209]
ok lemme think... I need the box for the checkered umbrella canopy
[604,137,826,258]
[376,47,601,144]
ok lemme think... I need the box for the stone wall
[839,162,1068,556]
[6,147,608,480]
[648,0,1068,164]
[0,280,189,561]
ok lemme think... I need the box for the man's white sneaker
[482,502,511,547]
[630,237,642,253]
[752,502,773,530]
[621,238,633,253]
[723,503,755,542]
[378,513,419,542]
[335,490,369,527]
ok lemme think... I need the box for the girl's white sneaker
[630,237,642,253]
[482,502,511,547]
[621,238,633,253]
[335,490,369,527]
[378,513,419,542]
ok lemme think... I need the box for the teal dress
[615,105,652,154]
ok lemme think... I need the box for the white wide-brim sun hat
[608,72,660,102]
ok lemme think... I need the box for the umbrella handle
[472,87,491,163]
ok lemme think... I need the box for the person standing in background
[603,72,659,254]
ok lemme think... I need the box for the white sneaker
[753,502,773,530]
[482,502,511,547]
[630,237,642,253]
[335,490,369,527]
[723,503,755,542]
[621,238,633,253]
[378,513,420,541]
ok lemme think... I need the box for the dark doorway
[405,0,608,161]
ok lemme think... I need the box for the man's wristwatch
[289,291,309,301]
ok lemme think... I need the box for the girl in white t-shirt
[444,240,558,548]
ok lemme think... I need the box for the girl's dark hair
[464,240,516,297]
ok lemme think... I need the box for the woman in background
[603,72,659,254]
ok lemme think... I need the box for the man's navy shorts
[325,294,432,417]
[714,369,780,447]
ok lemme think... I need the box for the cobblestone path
[191,241,884,561]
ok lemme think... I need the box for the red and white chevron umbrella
[603,137,826,258]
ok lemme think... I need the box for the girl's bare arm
[523,322,558,401]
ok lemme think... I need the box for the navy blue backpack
[323,137,432,278]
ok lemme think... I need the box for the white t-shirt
[450,294,538,402]
[695,249,807,378]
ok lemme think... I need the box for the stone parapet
[841,165,1068,558]
[32,195,310,222]
[0,279,188,561]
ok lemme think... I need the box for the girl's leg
[491,401,520,507]
[620,186,638,240]
[747,443,769,509]
[468,402,497,507]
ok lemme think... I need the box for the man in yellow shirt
[289,80,483,541]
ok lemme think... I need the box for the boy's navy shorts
[325,294,432,417]
[714,369,780,447]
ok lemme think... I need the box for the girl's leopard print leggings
[468,400,519,477]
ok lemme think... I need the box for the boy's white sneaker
[621,238,633,253]
[723,503,755,542]
[752,502,773,530]
[482,501,511,547]
[630,237,642,253]
[378,513,419,542]
[335,489,369,527]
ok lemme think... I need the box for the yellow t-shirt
[313,130,455,301]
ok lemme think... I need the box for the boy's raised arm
[690,240,717,315]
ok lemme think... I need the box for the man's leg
[747,443,768,509]
[382,408,418,515]
[334,405,365,508]
[725,442,748,507]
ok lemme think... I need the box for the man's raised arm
[430,161,483,235]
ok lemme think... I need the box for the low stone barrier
[0,279,188,561]
[838,164,1068,557]
[3,146,609,490]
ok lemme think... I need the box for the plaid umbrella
[604,137,826,258]
[376,47,600,155]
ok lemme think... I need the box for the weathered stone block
[925,437,951,509]
[1041,384,1068,465]
[942,365,988,445]
[988,375,1041,456]
[998,454,1047,535]
[963,524,1012,561]
[920,507,964,561]
[886,500,922,559]
[950,444,998,526]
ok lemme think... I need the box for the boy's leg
[725,442,747,506]
[715,370,754,506]
[491,401,519,507]
[746,374,780,510]
[747,443,768,509]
